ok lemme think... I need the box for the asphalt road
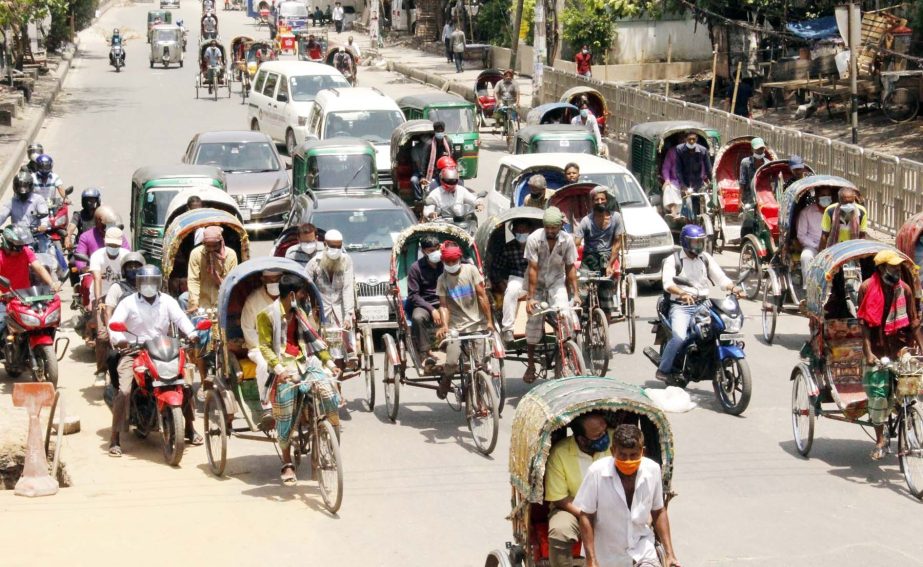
[0,3,922,566]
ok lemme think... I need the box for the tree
[0,0,68,67]
[560,0,626,62]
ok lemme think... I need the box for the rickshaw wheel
[316,419,344,513]
[586,308,610,377]
[738,239,762,300]
[626,297,637,354]
[713,357,752,416]
[899,404,923,499]
[383,337,401,422]
[203,390,228,476]
[791,367,815,457]
[761,281,778,345]
[467,369,499,455]
[494,359,506,417]
[558,340,586,378]
[362,339,376,411]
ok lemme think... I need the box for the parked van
[247,61,352,155]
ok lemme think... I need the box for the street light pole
[533,0,545,100]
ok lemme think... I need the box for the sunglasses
[442,179,458,186]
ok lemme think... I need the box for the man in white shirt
[108,265,199,457]
[305,230,358,371]
[241,269,283,419]
[285,223,324,265]
[423,168,481,220]
[657,224,736,384]
[571,103,603,152]
[332,1,344,33]
[795,186,831,281]
[574,424,680,567]
[89,226,129,386]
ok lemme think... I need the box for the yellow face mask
[615,457,642,476]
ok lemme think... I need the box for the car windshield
[279,2,307,17]
[324,110,405,144]
[312,209,412,250]
[142,188,180,226]
[308,154,375,189]
[534,139,595,154]
[154,29,177,42]
[583,173,650,208]
[290,75,350,102]
[428,108,474,133]
[194,142,280,173]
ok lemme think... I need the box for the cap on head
[203,226,223,243]
[528,174,547,190]
[874,249,904,266]
[325,229,343,242]
[543,206,565,227]
[751,137,766,150]
[104,227,123,246]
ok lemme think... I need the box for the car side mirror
[286,162,292,170]
[277,93,289,103]
[109,321,127,332]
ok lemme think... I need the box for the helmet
[12,170,33,196]
[435,156,457,170]
[121,252,146,285]
[440,167,459,183]
[27,143,44,161]
[113,28,119,34]
[135,265,163,298]
[177,19,183,26]
[35,154,53,174]
[680,224,707,257]
[81,187,102,210]
[2,225,33,250]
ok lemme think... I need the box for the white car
[247,61,352,155]
[301,87,406,189]
[489,153,674,282]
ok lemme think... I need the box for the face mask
[585,432,610,453]
[325,248,342,260]
[580,109,588,118]
[266,282,280,296]
[300,241,317,254]
[582,48,588,54]
[435,132,445,141]
[882,270,900,286]
[514,233,529,244]
[593,203,607,213]
[839,203,856,217]
[753,152,765,160]
[140,284,158,298]
[615,457,642,476]
[106,245,120,258]
[818,196,832,208]
[427,250,442,264]
[685,142,695,150]
[444,262,461,274]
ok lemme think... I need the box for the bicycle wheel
[558,340,586,378]
[494,359,507,417]
[315,419,344,513]
[899,404,923,499]
[203,390,228,476]
[738,239,761,300]
[761,281,778,345]
[790,367,815,457]
[505,117,515,153]
[587,308,610,377]
[383,349,400,422]
[883,87,919,124]
[623,276,637,354]
[467,370,499,455]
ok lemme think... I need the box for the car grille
[141,238,163,262]
[356,281,388,297]
[236,193,269,211]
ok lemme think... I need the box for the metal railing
[540,66,922,236]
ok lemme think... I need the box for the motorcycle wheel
[35,344,58,388]
[116,63,121,73]
[713,357,752,416]
[161,406,185,466]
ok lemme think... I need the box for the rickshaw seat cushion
[478,95,495,109]
[756,193,780,237]
[530,504,582,561]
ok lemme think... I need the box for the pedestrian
[332,1,344,33]
[575,44,592,78]
[451,25,466,73]
[441,19,455,63]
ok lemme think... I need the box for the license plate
[361,305,389,322]
[240,209,251,221]
[721,333,744,341]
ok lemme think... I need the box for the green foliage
[475,0,513,46]
[561,0,625,56]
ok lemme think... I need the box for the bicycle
[528,302,585,379]
[495,103,519,153]
[578,272,612,377]
[439,331,501,455]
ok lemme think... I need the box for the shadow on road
[372,400,496,459]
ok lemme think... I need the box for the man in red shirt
[575,45,592,78]
[0,226,60,292]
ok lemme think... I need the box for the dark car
[182,130,292,233]
[272,192,416,329]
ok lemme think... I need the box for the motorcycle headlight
[54,215,67,228]
[19,313,40,327]
[152,359,181,380]
[45,309,60,325]
[720,313,742,333]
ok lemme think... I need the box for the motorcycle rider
[333,46,355,83]
[0,226,61,335]
[0,171,50,234]
[102,252,145,386]
[74,206,129,272]
[657,224,738,385]
[109,27,125,65]
[89,227,130,386]
[422,168,482,220]
[108,265,202,457]
[25,143,44,173]
[31,154,67,202]
[65,187,101,249]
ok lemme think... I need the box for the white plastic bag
[644,386,697,413]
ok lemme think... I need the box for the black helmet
[2,225,33,250]
[81,187,102,210]
[121,252,146,285]
[27,143,44,161]
[12,170,33,197]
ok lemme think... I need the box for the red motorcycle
[108,319,211,465]
[0,277,66,387]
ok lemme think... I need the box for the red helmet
[436,156,457,170]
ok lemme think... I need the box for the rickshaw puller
[305,230,358,371]
[493,219,532,344]
[204,40,224,93]
[783,155,812,189]
[495,69,520,123]
[575,186,624,321]
[524,207,580,384]
[241,269,283,416]
[673,131,711,203]
[523,174,553,209]
[434,241,493,399]
[737,138,769,205]
[411,121,452,201]
[407,236,444,368]
[857,250,923,461]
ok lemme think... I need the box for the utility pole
[848,0,860,144]
[533,0,545,100]
[509,0,525,71]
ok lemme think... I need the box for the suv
[247,61,352,155]
[303,87,405,189]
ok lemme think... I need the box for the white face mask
[427,250,442,264]
[818,196,832,208]
[300,241,317,253]
[514,233,529,244]
[325,247,342,260]
[753,152,765,160]
[685,142,695,149]
[444,262,461,274]
[106,245,120,258]
[265,282,280,296]
[839,203,856,217]
[140,284,158,298]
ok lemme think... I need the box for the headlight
[19,313,40,326]
[298,115,308,126]
[653,232,674,247]
[269,185,290,201]
[721,313,742,333]
[45,309,60,325]
[152,359,181,379]
[54,215,67,228]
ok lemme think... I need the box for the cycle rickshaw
[484,376,675,566]
[474,209,586,385]
[560,86,609,135]
[230,35,252,80]
[896,212,923,276]
[382,223,502,455]
[790,240,923,499]
[474,68,504,130]
[713,135,777,248]
[201,257,345,512]
[195,40,231,100]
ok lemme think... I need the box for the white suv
[247,61,351,155]
[303,87,406,189]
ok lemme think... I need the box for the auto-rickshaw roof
[896,212,923,261]
[389,119,434,160]
[509,376,674,503]
[516,124,595,142]
[805,240,918,315]
[397,92,473,109]
[525,102,579,125]
[560,85,606,104]
[474,208,544,256]
[151,24,182,33]
[629,120,711,148]
[164,187,242,227]
[132,165,226,187]
[294,137,376,159]
[216,257,323,330]
[161,208,250,278]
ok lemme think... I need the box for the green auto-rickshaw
[129,165,227,264]
[292,138,378,194]
[397,93,479,179]
[513,124,598,155]
[147,10,173,43]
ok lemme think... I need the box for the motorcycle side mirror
[109,321,127,332]
[64,186,74,196]
[476,190,487,199]
[196,319,213,331]
[0,276,9,289]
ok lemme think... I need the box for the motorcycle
[110,43,126,72]
[0,275,67,387]
[643,276,752,415]
[430,200,481,235]
[107,319,211,466]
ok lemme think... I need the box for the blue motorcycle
[643,277,752,415]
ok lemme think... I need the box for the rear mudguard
[718,344,746,361]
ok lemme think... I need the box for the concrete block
[52,415,81,436]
